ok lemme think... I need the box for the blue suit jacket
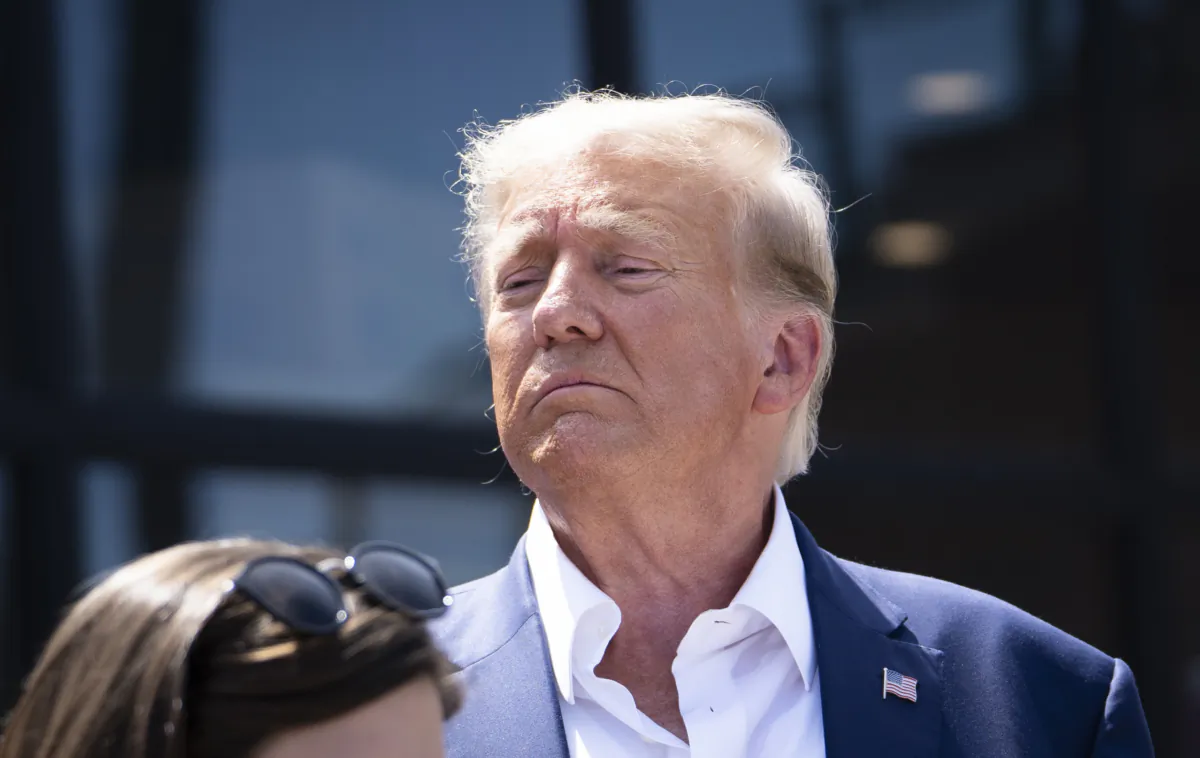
[429,512,1154,757]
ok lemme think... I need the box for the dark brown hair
[0,538,461,758]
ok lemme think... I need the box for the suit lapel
[790,513,944,758]
[442,517,943,758]
[446,613,570,757]
[440,538,569,758]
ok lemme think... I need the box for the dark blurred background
[1,0,1196,753]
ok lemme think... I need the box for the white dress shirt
[524,485,826,758]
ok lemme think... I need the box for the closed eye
[502,278,540,290]
[499,271,545,291]
[614,266,658,275]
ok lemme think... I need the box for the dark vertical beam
[1017,0,1050,112]
[810,0,864,260]
[1080,0,1172,750]
[581,0,639,94]
[99,0,206,551]
[0,0,85,707]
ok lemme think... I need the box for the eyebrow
[485,217,546,263]
[487,202,677,262]
[575,204,677,251]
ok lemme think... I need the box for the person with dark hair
[0,538,460,758]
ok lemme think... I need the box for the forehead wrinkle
[573,203,677,253]
[487,167,725,267]
[491,195,680,256]
[486,216,545,261]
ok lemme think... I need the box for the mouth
[532,374,613,405]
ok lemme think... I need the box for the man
[429,90,1153,757]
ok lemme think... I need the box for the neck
[537,466,776,643]
[532,447,781,740]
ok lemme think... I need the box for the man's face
[482,161,770,491]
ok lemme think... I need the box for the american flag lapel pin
[882,667,919,703]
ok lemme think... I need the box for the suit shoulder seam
[455,610,540,670]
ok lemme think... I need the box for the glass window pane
[638,0,1101,458]
[59,0,584,413]
[59,0,123,390]
[81,462,140,573]
[639,0,1028,186]
[191,470,335,544]
[841,3,1023,184]
[170,1,581,416]
[639,0,806,93]
[188,471,525,585]
[360,481,527,586]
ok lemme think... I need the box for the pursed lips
[531,374,615,405]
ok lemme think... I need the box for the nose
[531,257,603,349]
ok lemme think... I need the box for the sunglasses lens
[238,558,347,635]
[353,547,448,617]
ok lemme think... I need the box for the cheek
[638,298,757,393]
[485,316,528,397]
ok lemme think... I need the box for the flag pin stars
[882,667,918,703]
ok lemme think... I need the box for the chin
[509,415,637,489]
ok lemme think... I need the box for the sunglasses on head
[67,541,453,636]
[234,541,453,635]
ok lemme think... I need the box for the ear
[752,313,821,416]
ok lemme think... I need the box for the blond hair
[456,89,837,481]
